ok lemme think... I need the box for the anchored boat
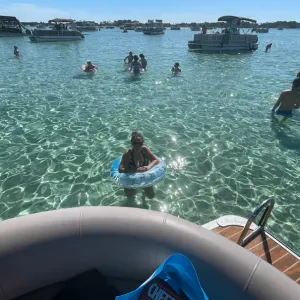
[143,19,164,35]
[171,25,181,30]
[29,18,84,42]
[76,21,99,32]
[188,16,258,52]
[0,15,31,37]
[256,28,269,33]
[191,26,201,31]
[0,199,298,300]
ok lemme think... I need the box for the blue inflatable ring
[110,157,166,189]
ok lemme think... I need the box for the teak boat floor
[212,225,300,284]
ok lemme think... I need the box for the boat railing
[33,29,82,36]
[237,199,275,247]
[193,33,258,46]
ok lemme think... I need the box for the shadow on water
[270,113,300,153]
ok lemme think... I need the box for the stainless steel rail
[237,199,275,247]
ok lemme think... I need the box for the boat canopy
[0,15,19,21]
[218,16,257,23]
[48,18,73,23]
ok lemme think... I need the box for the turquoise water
[0,29,299,252]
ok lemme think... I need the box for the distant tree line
[22,19,300,29]
[258,21,300,28]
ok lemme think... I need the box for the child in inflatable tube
[83,61,98,72]
[118,132,159,199]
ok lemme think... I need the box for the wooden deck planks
[212,225,300,284]
[284,261,300,282]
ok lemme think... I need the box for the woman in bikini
[118,132,159,199]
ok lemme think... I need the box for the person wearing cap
[84,61,97,72]
[171,62,181,73]
[13,46,20,56]
[124,51,134,64]
[272,77,300,116]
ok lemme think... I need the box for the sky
[1,0,300,23]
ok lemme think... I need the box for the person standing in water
[130,55,143,74]
[265,43,272,52]
[14,46,20,56]
[272,78,300,115]
[171,62,181,73]
[139,54,147,69]
[118,132,159,199]
[124,51,134,64]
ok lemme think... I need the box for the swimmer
[118,132,159,199]
[139,54,147,69]
[124,51,134,64]
[171,62,181,73]
[297,71,300,78]
[130,55,143,74]
[265,43,272,52]
[14,46,20,56]
[272,77,300,115]
[84,61,97,72]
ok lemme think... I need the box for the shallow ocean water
[0,28,299,252]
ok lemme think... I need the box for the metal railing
[237,199,275,247]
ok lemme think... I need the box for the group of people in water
[124,51,147,74]
[12,42,300,201]
[13,46,181,75]
[123,51,181,74]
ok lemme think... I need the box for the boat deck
[212,225,300,284]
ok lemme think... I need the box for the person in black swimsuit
[118,132,159,199]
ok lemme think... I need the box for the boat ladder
[237,198,275,247]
